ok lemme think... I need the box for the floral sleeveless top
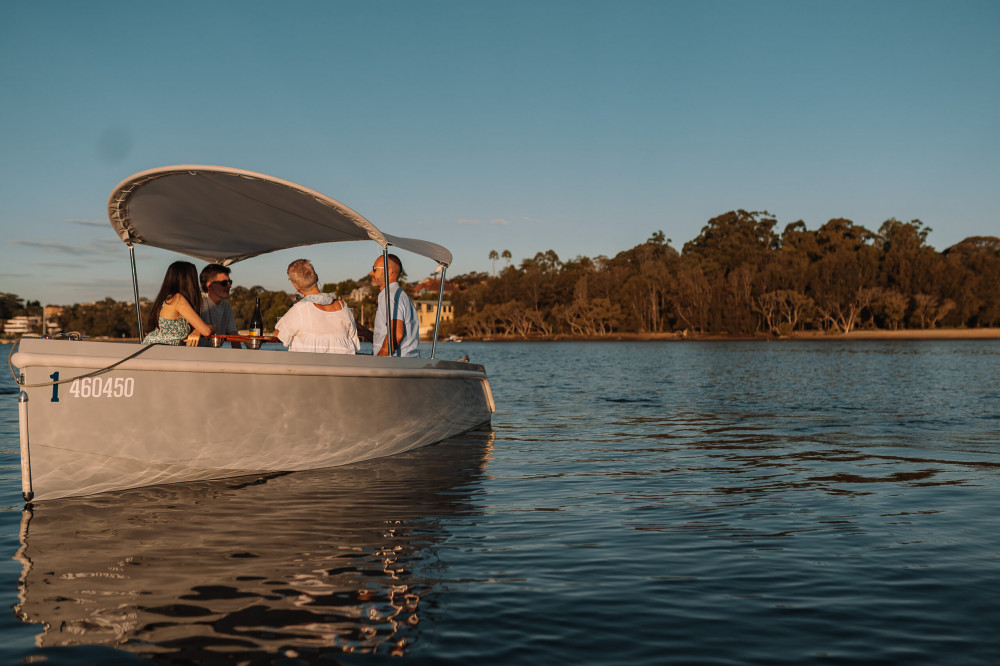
[142,317,191,345]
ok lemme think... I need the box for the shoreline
[5,328,1000,346]
[455,328,1000,343]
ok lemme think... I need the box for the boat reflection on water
[15,428,494,661]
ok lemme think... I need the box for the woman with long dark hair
[142,261,214,345]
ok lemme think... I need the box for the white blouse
[275,300,360,354]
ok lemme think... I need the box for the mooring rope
[8,336,157,388]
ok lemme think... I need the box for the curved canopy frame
[107,165,452,267]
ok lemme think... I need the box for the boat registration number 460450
[67,376,135,399]
[69,376,135,399]
[47,372,136,402]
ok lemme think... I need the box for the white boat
[11,165,495,502]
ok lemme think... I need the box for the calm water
[1,340,999,665]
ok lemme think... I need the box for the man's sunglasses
[212,280,233,287]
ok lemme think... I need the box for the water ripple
[2,341,999,663]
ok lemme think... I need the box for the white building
[43,305,63,334]
[4,315,41,335]
[347,285,373,302]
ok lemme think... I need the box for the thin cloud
[458,217,516,226]
[12,238,123,258]
[11,240,79,254]
[37,261,86,269]
[56,277,131,288]
[93,238,127,254]
[62,218,106,227]
[50,278,136,300]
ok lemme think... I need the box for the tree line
[0,294,41,321]
[4,211,999,339]
[449,212,1000,337]
[1,282,367,339]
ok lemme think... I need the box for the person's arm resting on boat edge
[177,296,214,346]
[375,319,405,356]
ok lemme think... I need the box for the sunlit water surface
[1,340,998,665]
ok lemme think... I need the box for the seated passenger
[274,259,360,354]
[142,261,214,346]
[197,263,241,348]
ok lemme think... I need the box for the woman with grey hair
[274,259,360,354]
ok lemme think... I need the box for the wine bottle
[249,298,263,337]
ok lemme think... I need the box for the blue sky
[2,1,998,306]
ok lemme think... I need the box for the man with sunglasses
[198,263,241,348]
[370,254,419,357]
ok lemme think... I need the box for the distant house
[412,278,457,297]
[347,285,373,302]
[414,300,453,340]
[4,315,41,335]
[43,305,64,334]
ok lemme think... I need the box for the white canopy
[107,165,452,267]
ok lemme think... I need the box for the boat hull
[12,338,494,501]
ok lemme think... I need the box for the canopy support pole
[129,244,143,341]
[430,266,447,359]
[382,248,395,357]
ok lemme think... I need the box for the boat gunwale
[12,339,489,380]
